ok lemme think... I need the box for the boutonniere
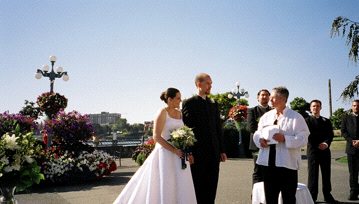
[210,98,215,103]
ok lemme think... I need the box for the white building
[89,112,121,125]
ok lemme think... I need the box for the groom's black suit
[182,95,224,204]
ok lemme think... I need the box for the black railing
[88,139,142,147]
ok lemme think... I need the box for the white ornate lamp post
[228,81,249,104]
[35,55,69,93]
[35,56,69,148]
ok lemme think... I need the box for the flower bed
[40,147,117,184]
[39,111,117,184]
[0,112,37,136]
[1,93,120,189]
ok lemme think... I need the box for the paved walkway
[14,151,359,204]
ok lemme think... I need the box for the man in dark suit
[182,73,227,204]
[341,99,359,201]
[247,89,271,185]
[305,100,336,203]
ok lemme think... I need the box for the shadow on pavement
[17,171,135,194]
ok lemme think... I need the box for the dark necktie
[268,119,277,167]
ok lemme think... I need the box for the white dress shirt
[253,107,310,170]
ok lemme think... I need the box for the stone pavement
[14,150,359,204]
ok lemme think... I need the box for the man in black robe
[182,73,227,204]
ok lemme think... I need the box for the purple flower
[0,112,37,138]
[44,111,94,144]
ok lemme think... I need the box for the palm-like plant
[331,16,359,99]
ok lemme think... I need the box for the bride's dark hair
[160,88,180,104]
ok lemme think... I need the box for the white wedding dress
[113,112,197,204]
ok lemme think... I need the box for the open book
[261,125,280,145]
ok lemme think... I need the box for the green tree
[128,123,145,134]
[93,123,111,136]
[330,108,348,130]
[331,16,359,63]
[290,97,310,118]
[19,100,41,119]
[111,118,129,133]
[331,16,359,99]
[209,93,249,120]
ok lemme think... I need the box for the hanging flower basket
[228,105,248,123]
[37,92,68,119]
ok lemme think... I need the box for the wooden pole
[329,79,333,117]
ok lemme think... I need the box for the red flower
[42,133,48,145]
[228,105,248,122]
[98,162,108,169]
[109,161,117,172]
[145,138,155,145]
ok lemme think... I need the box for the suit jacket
[341,114,359,154]
[247,105,271,151]
[305,116,334,156]
[182,95,224,163]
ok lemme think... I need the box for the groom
[182,73,227,204]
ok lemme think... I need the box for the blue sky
[1,1,358,123]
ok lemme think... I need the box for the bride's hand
[174,149,184,158]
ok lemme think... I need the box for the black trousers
[261,166,298,204]
[307,150,332,201]
[191,159,220,204]
[252,154,263,185]
[347,153,359,194]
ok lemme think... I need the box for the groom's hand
[220,153,227,162]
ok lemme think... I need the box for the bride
[113,88,197,204]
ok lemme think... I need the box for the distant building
[89,112,121,125]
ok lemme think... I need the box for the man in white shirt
[253,86,310,204]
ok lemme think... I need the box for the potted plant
[0,126,44,203]
[132,138,155,166]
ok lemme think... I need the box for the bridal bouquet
[168,126,196,169]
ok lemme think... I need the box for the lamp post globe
[228,81,249,104]
[42,65,49,72]
[49,55,57,63]
[56,66,63,73]
[62,74,69,81]
[35,72,42,79]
